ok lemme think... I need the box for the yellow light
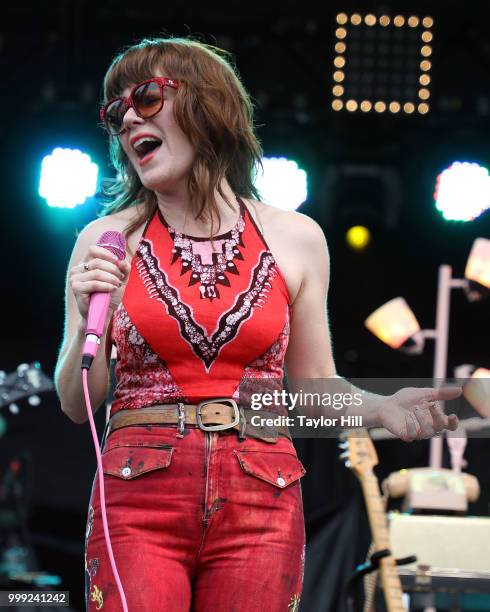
[332,85,344,97]
[403,102,415,113]
[346,226,371,251]
[334,56,346,68]
[418,88,430,100]
[465,238,490,288]
[336,12,348,25]
[374,101,386,112]
[350,13,362,25]
[420,59,432,71]
[419,74,431,85]
[394,15,405,27]
[332,99,343,111]
[418,102,430,114]
[423,16,434,28]
[346,99,358,112]
[365,14,376,26]
[379,15,390,26]
[365,297,421,350]
[463,368,490,418]
[336,27,347,39]
[335,42,346,53]
[421,45,432,57]
[389,101,401,113]
[408,16,420,27]
[360,100,372,112]
[333,70,345,82]
[422,30,433,42]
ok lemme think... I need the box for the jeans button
[277,477,286,487]
[121,467,132,478]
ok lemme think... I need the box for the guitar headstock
[0,362,54,411]
[339,429,379,477]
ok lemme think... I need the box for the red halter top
[110,197,291,416]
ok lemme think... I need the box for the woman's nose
[121,106,145,130]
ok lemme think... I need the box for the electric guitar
[0,362,53,411]
[340,429,406,612]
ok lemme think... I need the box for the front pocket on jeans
[102,445,174,480]
[234,450,306,488]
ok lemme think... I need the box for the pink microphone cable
[81,231,128,611]
[82,369,128,612]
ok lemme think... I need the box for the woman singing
[55,37,460,611]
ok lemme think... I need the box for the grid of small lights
[332,13,433,114]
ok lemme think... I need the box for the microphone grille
[96,231,126,261]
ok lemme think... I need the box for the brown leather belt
[107,399,291,444]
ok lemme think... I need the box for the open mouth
[133,137,162,160]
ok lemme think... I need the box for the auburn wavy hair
[100,36,263,240]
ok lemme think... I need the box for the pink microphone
[81,231,126,370]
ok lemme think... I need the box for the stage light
[365,297,421,350]
[331,13,433,115]
[346,99,358,111]
[38,147,98,208]
[463,368,490,418]
[374,101,386,112]
[418,103,430,114]
[332,85,344,96]
[346,225,371,250]
[434,162,490,221]
[360,100,372,112]
[332,99,344,111]
[254,157,308,211]
[423,16,434,28]
[465,238,490,288]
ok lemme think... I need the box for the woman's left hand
[377,386,462,442]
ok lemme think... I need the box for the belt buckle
[196,398,240,432]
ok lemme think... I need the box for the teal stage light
[254,157,308,211]
[39,147,99,208]
[434,161,490,221]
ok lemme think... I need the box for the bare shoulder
[248,199,328,252]
[68,204,146,266]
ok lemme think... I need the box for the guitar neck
[359,469,406,612]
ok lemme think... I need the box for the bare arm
[55,218,130,424]
[284,215,460,439]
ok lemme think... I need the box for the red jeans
[84,424,306,611]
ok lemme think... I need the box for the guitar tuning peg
[338,440,349,449]
[28,395,41,406]
[16,363,29,376]
[339,450,350,460]
[9,403,19,414]
[345,460,352,468]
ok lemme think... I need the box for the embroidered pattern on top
[169,214,245,301]
[137,239,278,370]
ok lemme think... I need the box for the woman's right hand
[69,244,131,321]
